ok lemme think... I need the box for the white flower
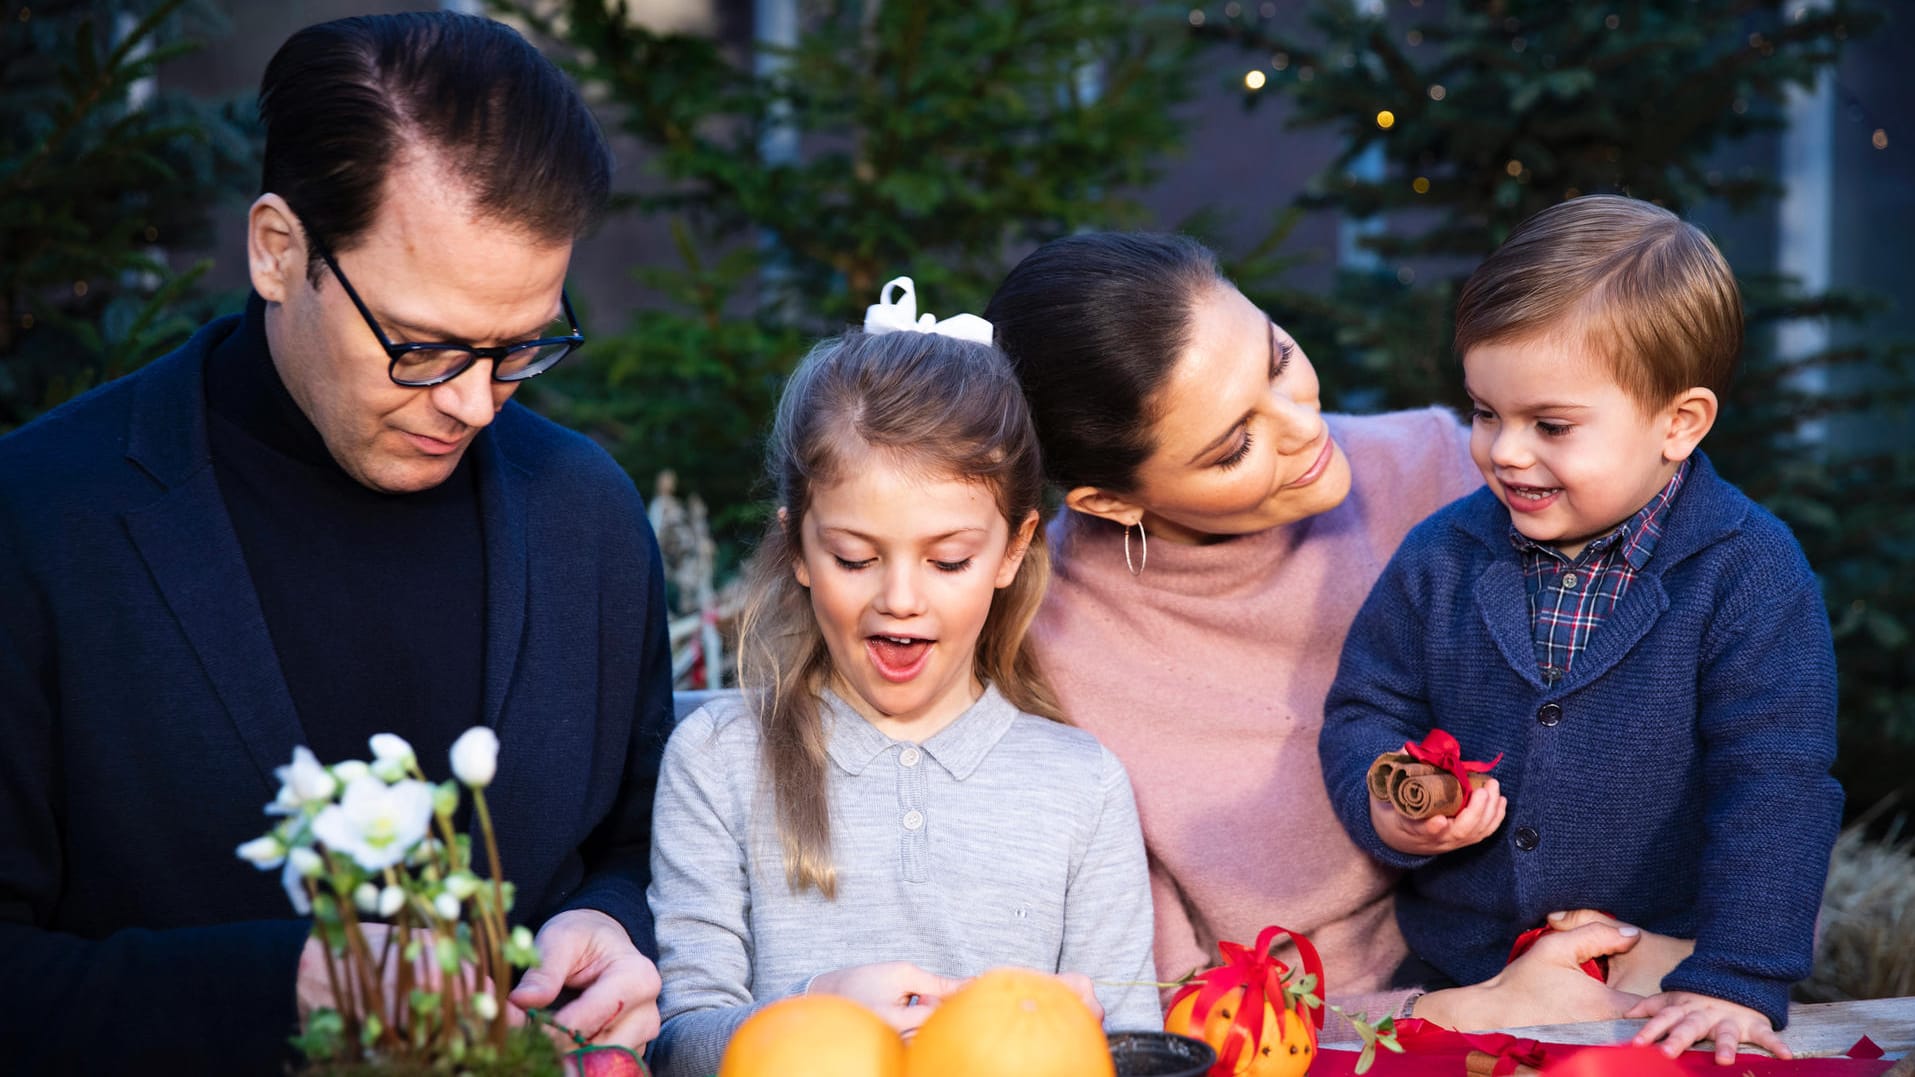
[472,992,500,1021]
[444,871,481,901]
[288,846,324,878]
[354,881,381,914]
[281,859,313,916]
[434,891,462,921]
[369,733,415,766]
[236,834,287,869]
[449,727,499,789]
[369,733,415,782]
[269,747,337,815]
[311,775,434,872]
[332,759,371,784]
[378,885,406,918]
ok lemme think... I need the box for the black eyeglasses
[314,243,584,388]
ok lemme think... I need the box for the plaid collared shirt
[1514,458,1691,684]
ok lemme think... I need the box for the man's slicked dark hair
[259,12,611,283]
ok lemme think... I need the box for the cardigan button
[1513,826,1540,851]
[1537,703,1563,727]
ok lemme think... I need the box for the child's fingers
[1712,1022,1740,1065]
[1744,1022,1791,1061]
[1647,1010,1711,1058]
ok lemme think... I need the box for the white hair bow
[862,276,994,346]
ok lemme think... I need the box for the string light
[1412,177,1430,194]
[1376,110,1396,129]
[73,281,88,297]
[1428,84,1446,101]
[1188,9,1205,27]
[1272,52,1290,70]
[1407,30,1423,46]
[1505,159,1523,177]
[1605,13,1620,29]
[1224,1,1241,17]
[1874,129,1890,149]
[1245,70,1267,90]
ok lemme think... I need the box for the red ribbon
[1401,729,1503,811]
[1392,1020,1548,1075]
[1505,923,1608,983]
[1168,925,1326,1073]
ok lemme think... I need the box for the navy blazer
[0,315,674,1072]
[1319,454,1840,1027]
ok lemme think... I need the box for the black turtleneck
[204,294,485,769]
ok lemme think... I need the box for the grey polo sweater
[647,684,1160,1076]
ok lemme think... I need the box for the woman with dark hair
[984,232,1672,1031]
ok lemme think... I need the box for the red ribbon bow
[1168,925,1325,1072]
[1401,729,1503,811]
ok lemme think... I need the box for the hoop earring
[1124,521,1148,577]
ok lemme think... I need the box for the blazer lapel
[476,430,528,735]
[472,429,540,878]
[122,337,304,788]
[1474,559,1550,689]
[1561,573,1669,687]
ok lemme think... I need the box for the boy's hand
[1370,777,1506,855]
[1628,991,1790,1064]
[1546,909,1695,997]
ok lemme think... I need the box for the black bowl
[1108,1030,1217,1077]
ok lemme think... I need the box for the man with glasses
[0,13,672,1072]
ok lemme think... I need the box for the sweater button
[902,810,924,831]
[1537,703,1562,727]
[1513,826,1540,851]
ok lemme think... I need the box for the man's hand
[1629,991,1790,1064]
[1546,909,1696,998]
[509,909,661,1051]
[807,962,966,1035]
[1371,778,1507,856]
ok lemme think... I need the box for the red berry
[575,1044,647,1077]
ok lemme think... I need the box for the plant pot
[1108,1030,1218,1077]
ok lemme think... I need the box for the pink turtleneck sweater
[1031,408,1481,1019]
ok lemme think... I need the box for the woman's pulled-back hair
[258,11,611,283]
[984,232,1226,495]
[1454,195,1743,411]
[737,328,1059,897]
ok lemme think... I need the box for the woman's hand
[1410,919,1647,1030]
[1056,971,1105,1023]
[1370,779,1508,856]
[1629,991,1790,1064]
[807,962,965,1034]
[1546,909,1696,999]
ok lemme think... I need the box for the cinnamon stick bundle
[1365,752,1493,819]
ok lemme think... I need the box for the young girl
[646,280,1160,1076]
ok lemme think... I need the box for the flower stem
[473,787,511,1046]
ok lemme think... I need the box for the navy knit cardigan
[1319,452,1840,1027]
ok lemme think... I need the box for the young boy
[1318,195,1841,1062]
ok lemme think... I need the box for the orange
[718,993,905,1077]
[906,968,1114,1077]
[1165,985,1316,1077]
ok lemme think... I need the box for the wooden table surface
[1325,996,1915,1062]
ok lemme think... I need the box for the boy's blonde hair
[1454,195,1742,412]
[735,328,1060,898]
